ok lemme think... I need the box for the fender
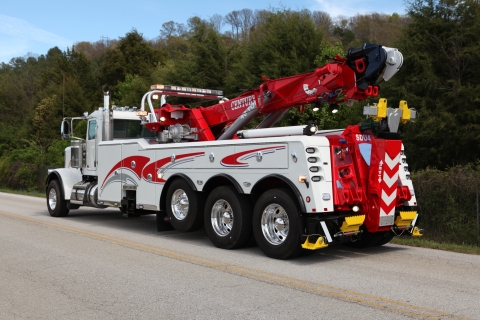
[46,168,83,200]
[252,174,306,213]
[203,173,244,194]
[167,173,198,191]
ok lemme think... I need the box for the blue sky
[0,0,407,64]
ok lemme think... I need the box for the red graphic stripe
[142,152,204,183]
[101,156,150,188]
[221,146,285,167]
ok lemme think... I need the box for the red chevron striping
[379,141,401,218]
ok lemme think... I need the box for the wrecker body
[46,43,422,259]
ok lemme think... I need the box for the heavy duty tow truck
[46,43,422,259]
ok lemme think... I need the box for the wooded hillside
[1,0,479,192]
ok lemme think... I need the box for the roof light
[136,111,148,116]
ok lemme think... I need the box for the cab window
[113,119,155,139]
[88,120,97,140]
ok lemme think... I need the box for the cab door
[85,119,98,174]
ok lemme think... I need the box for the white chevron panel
[381,189,397,206]
[383,171,399,188]
[385,153,400,169]
[380,207,395,217]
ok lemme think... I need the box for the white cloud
[0,36,28,56]
[312,0,405,17]
[0,14,71,47]
[313,0,358,17]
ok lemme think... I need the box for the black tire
[204,186,252,249]
[252,189,303,259]
[156,211,174,231]
[343,227,383,248]
[46,180,69,217]
[166,179,204,232]
[375,232,395,246]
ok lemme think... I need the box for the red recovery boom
[143,43,403,142]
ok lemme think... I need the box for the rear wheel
[166,179,204,232]
[46,180,69,217]
[253,189,303,259]
[204,186,252,249]
[375,232,395,246]
[156,211,174,231]
[344,227,385,248]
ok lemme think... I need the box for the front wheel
[252,189,303,259]
[46,180,69,217]
[166,179,204,232]
[204,186,252,249]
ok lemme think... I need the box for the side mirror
[61,120,70,140]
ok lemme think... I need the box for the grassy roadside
[391,237,480,255]
[0,188,44,198]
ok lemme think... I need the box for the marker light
[311,176,321,182]
[298,176,307,183]
[352,206,360,212]
[309,167,319,172]
[159,117,166,122]
[308,157,317,163]
[136,111,148,116]
[306,147,315,153]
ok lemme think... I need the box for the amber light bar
[150,84,223,97]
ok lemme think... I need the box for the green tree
[115,74,149,106]
[226,9,324,92]
[100,29,166,86]
[383,0,480,170]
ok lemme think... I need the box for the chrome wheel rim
[48,187,57,210]
[261,203,289,245]
[211,199,233,236]
[171,189,189,220]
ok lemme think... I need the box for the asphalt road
[1,192,479,319]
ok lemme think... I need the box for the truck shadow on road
[38,208,409,263]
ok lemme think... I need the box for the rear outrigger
[46,43,422,259]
